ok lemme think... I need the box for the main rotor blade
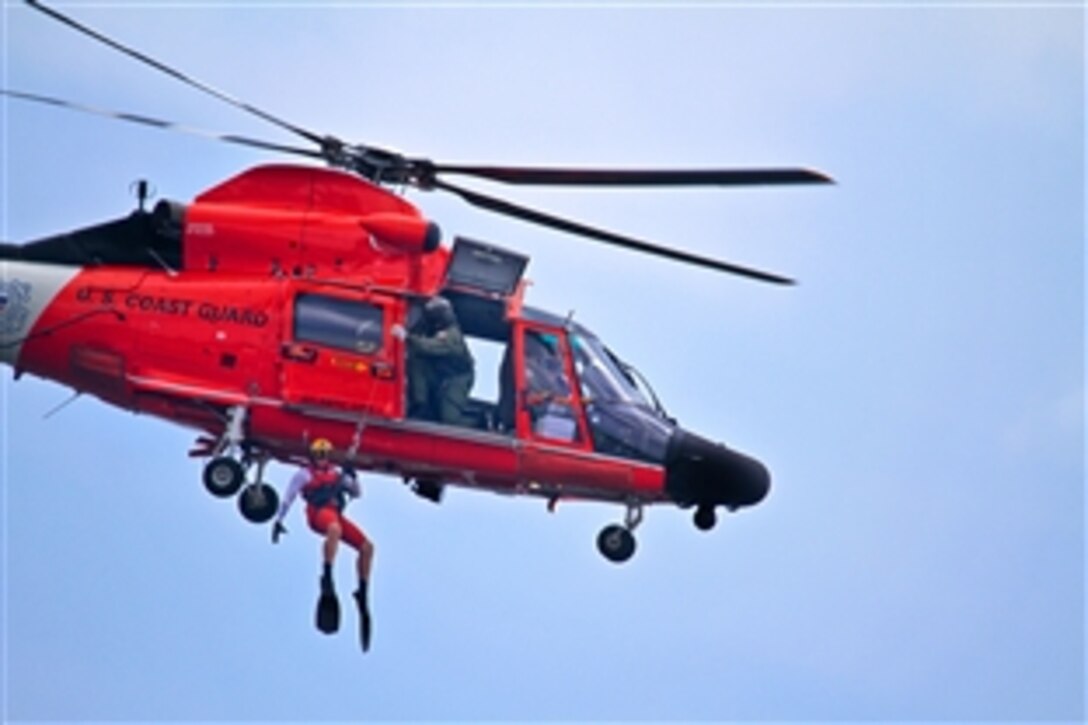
[25,0,328,150]
[1,89,325,160]
[432,179,795,285]
[431,164,833,188]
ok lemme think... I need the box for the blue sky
[2,2,1084,721]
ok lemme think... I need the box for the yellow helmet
[310,438,333,457]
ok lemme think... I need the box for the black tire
[203,456,245,498]
[238,483,279,524]
[596,524,636,563]
[694,504,717,532]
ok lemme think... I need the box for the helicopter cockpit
[513,310,674,465]
[570,329,673,465]
[431,237,675,467]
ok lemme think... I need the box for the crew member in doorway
[395,296,475,426]
[272,438,374,652]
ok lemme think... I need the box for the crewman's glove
[391,323,407,341]
[272,520,287,544]
[342,464,356,479]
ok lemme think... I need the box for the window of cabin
[294,293,383,354]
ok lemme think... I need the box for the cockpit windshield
[570,331,674,464]
[571,334,653,411]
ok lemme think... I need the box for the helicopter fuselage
[2,164,770,559]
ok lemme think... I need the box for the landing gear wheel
[694,504,717,531]
[238,483,279,524]
[203,457,244,498]
[597,524,636,564]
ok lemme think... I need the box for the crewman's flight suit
[407,317,475,426]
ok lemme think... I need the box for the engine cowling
[180,164,443,279]
[359,212,441,254]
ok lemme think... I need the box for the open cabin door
[281,285,401,416]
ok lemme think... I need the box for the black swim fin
[354,589,371,652]
[316,574,340,635]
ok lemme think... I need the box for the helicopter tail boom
[0,261,81,369]
[0,208,183,270]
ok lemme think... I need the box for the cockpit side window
[522,329,582,443]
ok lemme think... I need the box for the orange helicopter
[1,0,831,563]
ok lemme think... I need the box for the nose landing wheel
[596,500,643,564]
[597,525,636,563]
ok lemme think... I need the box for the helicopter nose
[664,428,771,510]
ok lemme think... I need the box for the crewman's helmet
[423,296,456,331]
[310,438,333,460]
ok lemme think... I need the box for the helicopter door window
[294,293,383,355]
[522,329,580,443]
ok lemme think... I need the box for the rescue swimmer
[272,438,374,651]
